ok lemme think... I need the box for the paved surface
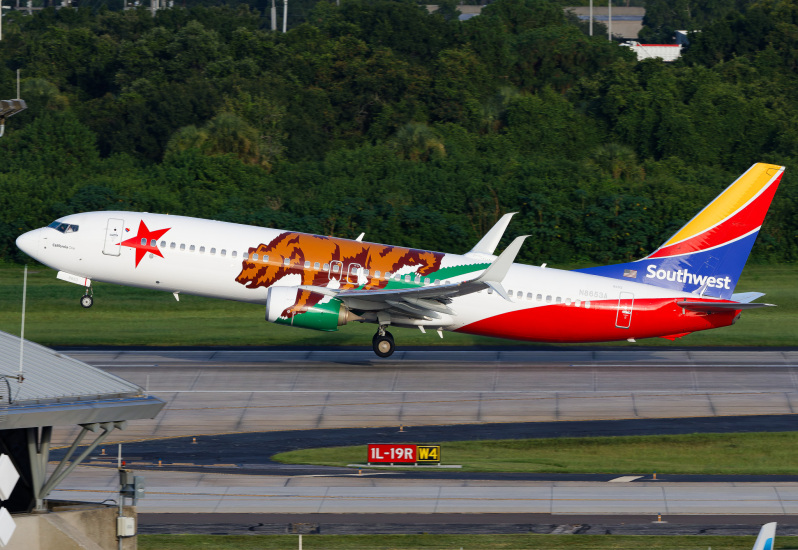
[52,467,798,516]
[53,417,798,480]
[134,512,798,536]
[44,347,798,524]
[52,348,798,445]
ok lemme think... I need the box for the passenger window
[556,297,562,304]
[304,261,310,269]
[221,249,226,257]
[527,292,533,300]
[190,245,196,252]
[243,253,249,260]
[199,246,205,253]
[585,301,591,308]
[263,255,268,262]
[252,253,259,261]
[171,242,176,249]
[180,244,186,251]
[232,251,237,258]
[508,290,514,297]
[536,294,542,301]
[424,277,429,284]
[546,295,552,303]
[332,264,340,273]
[575,300,581,307]
[565,298,571,305]
[160,240,166,247]
[385,272,392,279]
[374,270,381,278]
[323,263,330,270]
[211,248,217,255]
[404,274,411,282]
[488,288,494,294]
[434,279,440,285]
[283,258,290,266]
[141,238,147,246]
[314,262,320,270]
[363,269,370,277]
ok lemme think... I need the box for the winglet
[474,235,528,300]
[468,213,517,256]
[752,522,776,550]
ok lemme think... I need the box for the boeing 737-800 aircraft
[16,163,783,357]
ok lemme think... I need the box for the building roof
[0,330,164,429]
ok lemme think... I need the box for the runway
[53,347,798,444]
[46,347,798,527]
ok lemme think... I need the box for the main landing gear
[372,326,395,358]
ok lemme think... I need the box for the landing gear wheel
[80,295,93,308]
[372,331,395,358]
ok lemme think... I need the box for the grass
[272,432,798,475]
[138,533,793,550]
[0,263,794,347]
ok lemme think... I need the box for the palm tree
[390,122,446,161]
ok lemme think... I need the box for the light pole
[0,4,7,41]
[608,0,612,42]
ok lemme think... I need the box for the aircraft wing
[299,235,528,321]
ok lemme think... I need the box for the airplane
[752,522,776,550]
[15,162,784,358]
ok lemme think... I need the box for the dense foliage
[1,0,796,266]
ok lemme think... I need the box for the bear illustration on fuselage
[235,232,444,315]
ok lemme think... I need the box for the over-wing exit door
[102,218,124,256]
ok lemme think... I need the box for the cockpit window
[47,221,79,233]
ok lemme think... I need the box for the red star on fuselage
[120,221,171,267]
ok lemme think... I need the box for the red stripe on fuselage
[456,298,738,342]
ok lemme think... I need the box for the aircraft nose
[16,229,40,258]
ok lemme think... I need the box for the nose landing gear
[372,326,395,358]
[80,287,93,308]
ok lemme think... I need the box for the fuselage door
[329,260,343,282]
[347,263,362,285]
[615,291,634,329]
[102,218,124,256]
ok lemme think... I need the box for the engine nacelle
[265,286,358,332]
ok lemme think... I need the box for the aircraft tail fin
[576,163,784,300]
[752,522,776,550]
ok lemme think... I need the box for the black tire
[372,333,395,358]
[80,295,93,308]
[372,330,393,345]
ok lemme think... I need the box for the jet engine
[265,286,360,331]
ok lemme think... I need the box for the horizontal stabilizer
[731,292,766,303]
[678,300,774,313]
